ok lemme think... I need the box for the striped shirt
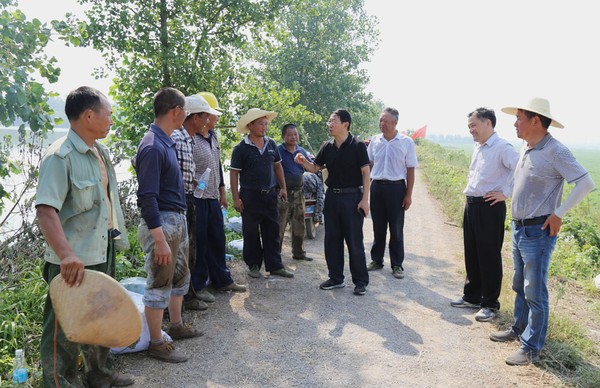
[171,128,196,194]
[192,130,223,200]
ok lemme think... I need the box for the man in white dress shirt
[450,107,519,323]
[366,107,418,279]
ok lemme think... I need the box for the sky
[18,0,600,146]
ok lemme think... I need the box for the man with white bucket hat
[489,97,595,365]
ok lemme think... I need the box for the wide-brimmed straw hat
[501,97,564,128]
[49,269,142,347]
[236,108,277,134]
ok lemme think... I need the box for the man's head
[183,94,222,134]
[501,97,563,142]
[379,107,399,133]
[236,108,277,135]
[467,107,496,144]
[153,87,187,129]
[281,124,299,147]
[65,86,113,140]
[328,109,351,137]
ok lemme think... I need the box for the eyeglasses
[175,105,190,117]
[327,119,340,124]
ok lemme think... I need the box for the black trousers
[240,188,285,272]
[191,197,233,290]
[370,180,407,269]
[462,199,506,309]
[323,189,369,287]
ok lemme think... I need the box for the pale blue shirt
[368,131,418,180]
[512,134,589,220]
[464,132,520,197]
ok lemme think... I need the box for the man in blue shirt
[135,87,201,363]
[278,123,313,261]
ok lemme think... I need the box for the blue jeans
[511,224,557,353]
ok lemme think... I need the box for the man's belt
[160,209,187,215]
[513,215,549,227]
[374,179,405,185]
[466,196,486,204]
[243,187,275,195]
[329,187,363,194]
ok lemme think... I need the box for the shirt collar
[150,123,175,147]
[279,143,298,154]
[244,135,270,145]
[328,133,354,147]
[481,132,499,147]
[177,128,193,142]
[67,128,96,154]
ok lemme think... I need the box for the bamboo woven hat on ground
[236,108,277,134]
[501,97,564,128]
[49,269,142,348]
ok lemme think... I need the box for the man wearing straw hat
[230,108,294,279]
[36,86,133,387]
[490,97,595,365]
[135,87,202,363]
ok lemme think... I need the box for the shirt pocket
[71,179,98,214]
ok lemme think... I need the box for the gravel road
[117,168,559,387]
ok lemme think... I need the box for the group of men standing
[451,99,595,366]
[34,85,594,388]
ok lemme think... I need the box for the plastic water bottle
[221,206,228,222]
[12,349,28,386]
[197,168,211,195]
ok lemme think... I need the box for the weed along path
[118,168,559,387]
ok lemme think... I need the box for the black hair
[522,110,552,129]
[281,123,297,137]
[153,87,185,118]
[65,86,105,121]
[468,107,496,128]
[333,109,351,130]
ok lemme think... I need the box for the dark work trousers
[462,199,506,309]
[240,188,285,272]
[370,180,407,269]
[41,237,115,387]
[184,194,197,300]
[191,197,234,290]
[323,189,369,287]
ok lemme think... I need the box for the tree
[53,0,294,160]
[0,0,61,216]
[258,0,381,147]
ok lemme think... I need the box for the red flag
[411,125,427,140]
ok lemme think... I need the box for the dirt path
[119,168,560,387]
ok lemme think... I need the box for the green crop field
[433,138,600,225]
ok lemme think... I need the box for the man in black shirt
[230,108,294,279]
[295,109,370,295]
